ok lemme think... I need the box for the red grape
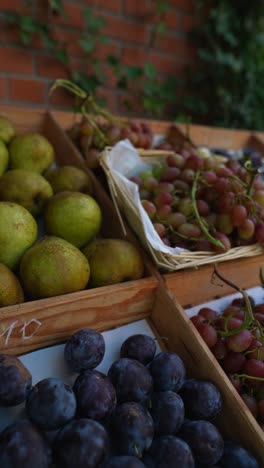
[154,192,173,207]
[212,233,231,253]
[141,200,156,219]
[228,374,242,393]
[153,223,166,237]
[230,205,247,227]
[198,307,218,321]
[196,199,210,216]
[196,323,218,348]
[202,171,217,185]
[254,304,264,315]
[237,218,255,240]
[160,167,180,182]
[211,339,228,361]
[166,153,185,169]
[177,198,193,217]
[216,214,233,235]
[156,204,172,220]
[222,351,246,374]
[243,359,264,379]
[255,222,264,243]
[178,223,201,239]
[241,394,258,418]
[167,212,186,229]
[226,329,253,353]
[156,182,174,194]
[190,315,206,328]
[181,168,195,184]
[253,190,264,207]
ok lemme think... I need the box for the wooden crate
[163,263,264,465]
[1,283,263,466]
[0,105,159,354]
[164,255,264,308]
[51,107,264,151]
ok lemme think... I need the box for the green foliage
[183,0,264,130]
[2,0,176,117]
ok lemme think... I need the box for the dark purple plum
[108,358,153,403]
[143,435,195,467]
[26,377,76,430]
[73,369,116,422]
[64,328,105,372]
[0,419,52,468]
[53,418,109,468]
[0,354,32,406]
[179,419,224,466]
[110,402,154,457]
[179,379,222,420]
[148,351,186,392]
[217,441,259,468]
[103,455,146,467]
[120,334,156,365]
[148,391,184,435]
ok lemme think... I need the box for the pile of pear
[0,115,144,308]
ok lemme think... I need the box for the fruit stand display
[1,104,263,465]
[0,105,159,355]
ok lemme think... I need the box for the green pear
[44,165,93,195]
[0,202,38,270]
[44,191,102,248]
[0,115,15,144]
[0,263,24,307]
[0,169,53,217]
[19,236,90,299]
[0,140,9,176]
[83,238,144,287]
[9,133,55,173]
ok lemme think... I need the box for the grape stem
[191,171,224,249]
[244,160,259,196]
[49,78,121,145]
[213,265,257,339]
[234,373,264,382]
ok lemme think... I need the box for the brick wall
[0,0,196,116]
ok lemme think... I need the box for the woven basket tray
[100,142,264,272]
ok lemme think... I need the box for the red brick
[121,47,146,67]
[0,77,7,99]
[36,54,68,79]
[0,0,28,12]
[118,89,144,116]
[164,10,179,30]
[101,15,147,45]
[9,78,45,103]
[168,0,194,11]
[178,13,197,33]
[124,0,154,18]
[0,46,33,73]
[155,34,196,59]
[55,3,84,30]
[92,0,121,13]
[96,87,117,112]
[48,86,76,108]
[147,51,187,75]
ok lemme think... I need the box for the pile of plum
[0,328,260,467]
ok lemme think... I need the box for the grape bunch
[190,288,264,428]
[129,143,264,253]
[0,329,260,467]
[67,118,153,170]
